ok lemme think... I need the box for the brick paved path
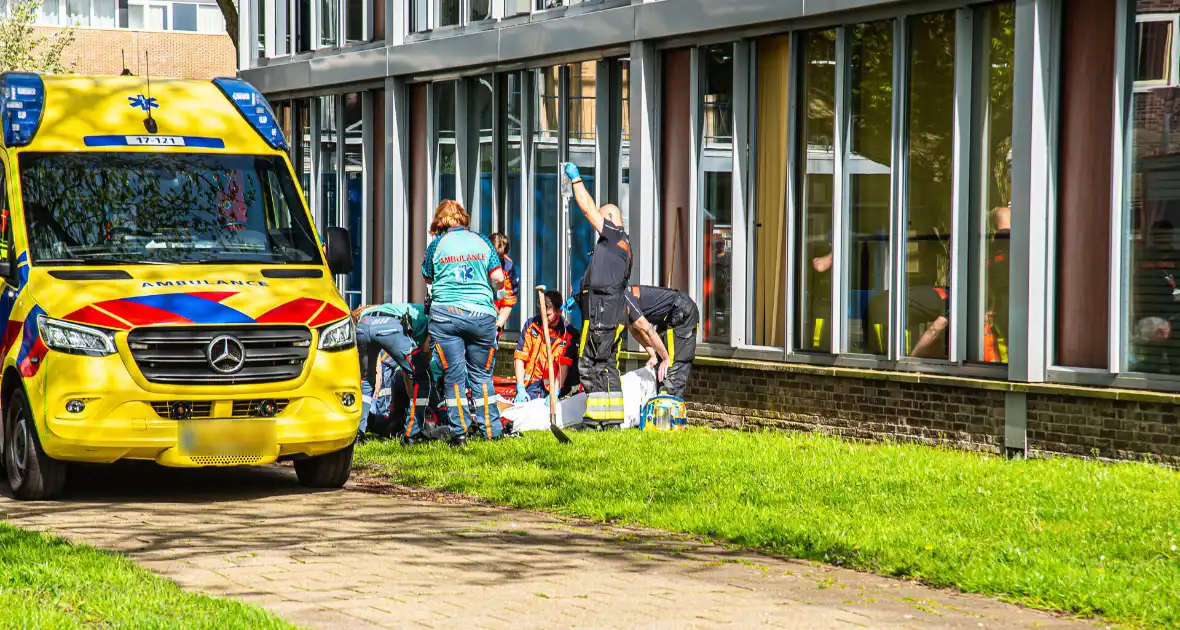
[1,464,1091,630]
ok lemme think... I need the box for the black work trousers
[578,288,626,427]
[659,294,699,398]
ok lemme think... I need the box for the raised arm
[564,163,605,234]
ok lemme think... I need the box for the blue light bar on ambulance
[0,73,45,148]
[212,77,288,151]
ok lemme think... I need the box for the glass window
[1127,2,1180,374]
[846,20,894,355]
[438,0,458,27]
[700,44,734,345]
[903,11,955,359]
[434,81,457,204]
[533,66,561,295]
[345,0,364,42]
[796,29,837,352]
[972,2,1014,365]
[93,0,115,27]
[501,71,526,332]
[297,0,312,51]
[471,0,490,21]
[752,35,791,348]
[508,0,529,16]
[197,4,223,33]
[536,0,560,10]
[1137,20,1174,85]
[67,0,90,26]
[275,0,291,53]
[319,96,339,230]
[320,0,339,46]
[471,74,495,235]
[173,1,197,31]
[342,93,364,308]
[39,0,61,25]
[568,61,597,300]
[410,0,427,32]
[19,153,321,266]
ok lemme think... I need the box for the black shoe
[448,434,468,448]
[400,434,430,446]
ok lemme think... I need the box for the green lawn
[0,523,294,630]
[357,429,1180,629]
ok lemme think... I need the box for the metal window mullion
[689,47,702,331]
[832,27,849,355]
[311,0,321,49]
[949,8,974,364]
[361,91,374,304]
[558,65,570,294]
[596,59,613,208]
[456,79,471,209]
[336,94,347,296]
[731,40,751,349]
[264,0,278,57]
[492,73,504,233]
[426,84,436,212]
[783,33,801,355]
[521,69,536,319]
[889,17,909,361]
[1110,0,1134,373]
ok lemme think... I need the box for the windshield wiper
[179,257,290,265]
[37,256,170,266]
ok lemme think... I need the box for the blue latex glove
[562,297,576,314]
[513,385,530,404]
[563,162,581,182]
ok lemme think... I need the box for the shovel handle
[536,288,559,415]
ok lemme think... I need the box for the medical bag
[638,395,687,431]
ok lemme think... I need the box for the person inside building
[626,285,697,398]
[862,286,949,358]
[490,233,520,338]
[352,302,434,445]
[422,200,507,446]
[513,289,580,403]
[564,162,635,429]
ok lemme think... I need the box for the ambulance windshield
[18,152,323,267]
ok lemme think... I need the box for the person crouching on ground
[626,286,697,398]
[513,290,579,404]
[352,303,436,445]
[422,200,508,446]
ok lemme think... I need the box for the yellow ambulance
[0,73,362,499]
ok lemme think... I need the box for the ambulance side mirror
[324,227,353,276]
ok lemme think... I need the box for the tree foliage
[0,0,76,75]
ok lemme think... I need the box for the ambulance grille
[127,326,311,385]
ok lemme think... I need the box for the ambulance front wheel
[294,442,354,488]
[5,390,68,500]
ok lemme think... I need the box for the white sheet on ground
[502,368,659,432]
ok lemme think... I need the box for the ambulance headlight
[37,316,117,357]
[317,318,355,351]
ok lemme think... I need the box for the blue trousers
[429,306,502,439]
[356,316,433,439]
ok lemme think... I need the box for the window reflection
[1128,1,1180,373]
[796,30,837,352]
[502,71,526,331]
[700,44,734,344]
[568,61,598,300]
[439,0,459,27]
[472,74,495,235]
[319,0,338,46]
[435,81,457,204]
[533,67,561,294]
[847,21,894,355]
[903,11,955,359]
[318,95,338,229]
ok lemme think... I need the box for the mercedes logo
[206,335,246,374]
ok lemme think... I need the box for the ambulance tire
[5,390,68,500]
[294,442,354,488]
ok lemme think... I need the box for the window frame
[1132,13,1180,91]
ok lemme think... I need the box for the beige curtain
[753,35,790,347]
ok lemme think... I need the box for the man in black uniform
[626,285,699,398]
[565,162,634,429]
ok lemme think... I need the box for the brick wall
[493,346,1180,465]
[34,27,235,79]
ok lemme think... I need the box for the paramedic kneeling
[627,285,699,398]
[422,200,507,446]
[513,290,579,403]
[353,303,434,444]
[566,162,632,430]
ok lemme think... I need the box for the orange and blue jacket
[494,255,520,312]
[513,315,578,386]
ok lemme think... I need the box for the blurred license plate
[179,419,275,457]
